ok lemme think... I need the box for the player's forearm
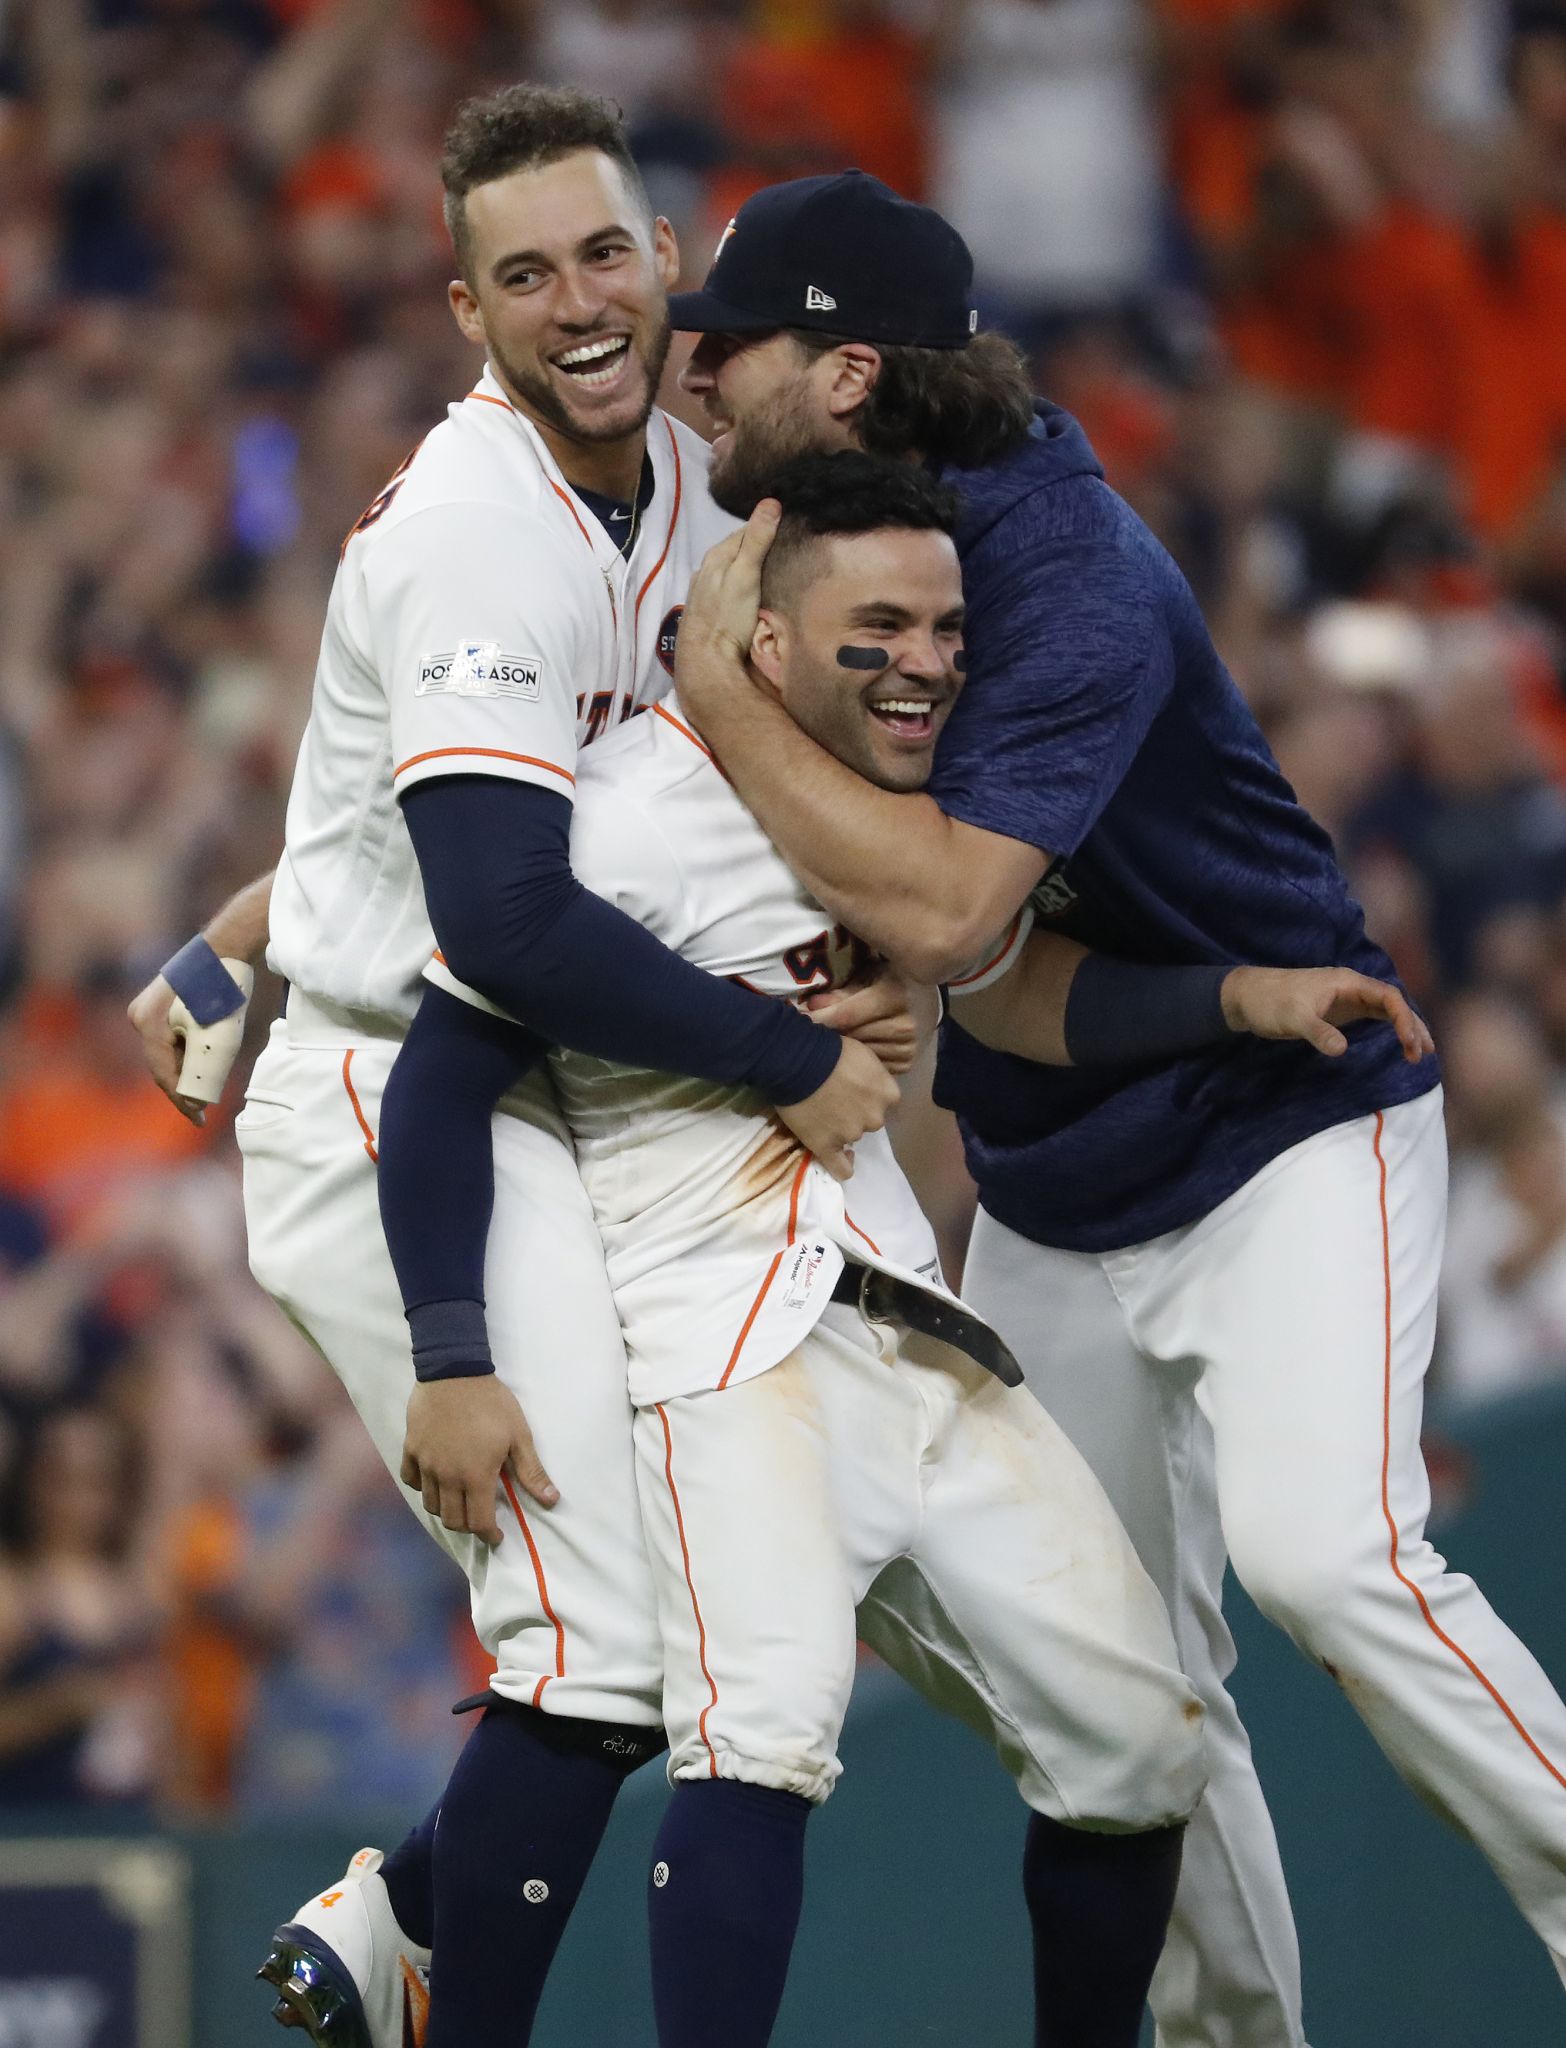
[200,869,274,964]
[949,932,1087,1063]
[402,778,838,1105]
[378,988,547,1378]
[689,680,1022,983]
[953,941,1235,1069]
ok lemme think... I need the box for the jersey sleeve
[363,500,587,802]
[929,535,1176,858]
[567,785,692,952]
[422,782,692,1020]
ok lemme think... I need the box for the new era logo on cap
[667,171,977,351]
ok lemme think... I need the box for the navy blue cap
[668,171,978,351]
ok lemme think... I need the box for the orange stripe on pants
[656,1403,721,1777]
[341,1050,378,1162]
[500,1471,567,1708]
[1372,1111,1566,1792]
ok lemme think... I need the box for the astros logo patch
[656,605,684,676]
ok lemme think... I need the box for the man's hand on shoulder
[1221,966,1435,1063]
[401,1377,559,1549]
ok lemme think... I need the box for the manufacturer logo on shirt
[418,642,542,699]
[781,1240,830,1312]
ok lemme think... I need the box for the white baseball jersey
[268,365,732,1027]
[429,694,968,1408]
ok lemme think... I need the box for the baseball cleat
[257,1847,431,2048]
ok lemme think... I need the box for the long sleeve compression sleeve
[377,986,544,1380]
[400,777,838,1103]
[385,773,839,1377]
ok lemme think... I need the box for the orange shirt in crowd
[707,13,929,225]
[1335,201,1478,456]
[1157,0,1292,248]
[1459,211,1566,542]
[1221,233,1347,403]
[0,1056,208,1232]
[265,0,478,41]
[162,1496,255,1813]
[279,141,386,222]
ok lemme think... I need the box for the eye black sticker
[837,645,890,671]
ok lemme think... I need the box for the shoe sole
[257,1923,372,2046]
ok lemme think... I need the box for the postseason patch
[418,642,542,699]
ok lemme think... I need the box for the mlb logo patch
[656,605,684,676]
[781,1240,831,1312]
[418,643,542,699]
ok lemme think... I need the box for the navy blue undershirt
[571,453,654,556]
[383,775,838,1376]
[399,778,832,1101]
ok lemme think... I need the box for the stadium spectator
[0,1404,162,1809]
[932,0,1165,332]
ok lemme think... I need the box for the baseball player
[381,449,1211,2048]
[145,88,908,2048]
[664,173,1566,2037]
[374,450,1432,2047]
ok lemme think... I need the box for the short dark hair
[440,85,650,282]
[760,451,959,609]
[788,328,1035,470]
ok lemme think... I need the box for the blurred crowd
[1,0,1564,1817]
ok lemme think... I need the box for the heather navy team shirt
[930,406,1438,1253]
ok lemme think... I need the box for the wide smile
[551,332,635,396]
[868,695,941,743]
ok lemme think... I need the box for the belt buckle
[858,1266,897,1328]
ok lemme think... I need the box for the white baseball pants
[238,1015,663,1726]
[635,1301,1207,1828]
[965,1088,1566,2045]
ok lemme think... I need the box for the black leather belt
[828,1262,1022,1387]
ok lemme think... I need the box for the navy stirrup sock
[423,1699,656,2048]
[1024,1813,1185,2048]
[647,1778,812,2048]
[379,1804,438,1949]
